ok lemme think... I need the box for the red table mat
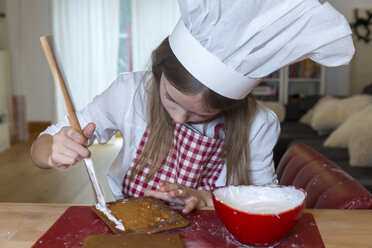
[32,206,324,248]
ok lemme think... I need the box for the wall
[350,35,372,95]
[0,0,6,49]
[0,50,11,151]
[325,0,372,21]
[321,0,372,96]
[5,0,372,126]
[0,1,10,149]
[131,0,179,71]
[6,0,54,122]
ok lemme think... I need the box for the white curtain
[131,0,180,71]
[52,0,120,122]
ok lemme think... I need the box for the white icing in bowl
[213,185,306,214]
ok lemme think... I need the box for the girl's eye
[165,92,175,102]
[197,114,209,119]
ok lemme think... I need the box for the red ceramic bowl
[212,185,307,247]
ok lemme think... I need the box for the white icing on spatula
[84,158,125,230]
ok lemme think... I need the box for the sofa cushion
[298,95,323,112]
[324,104,372,148]
[311,95,372,132]
[299,95,336,125]
[323,104,372,167]
[280,121,318,137]
[349,129,372,167]
[285,104,303,121]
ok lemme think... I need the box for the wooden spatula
[39,36,106,207]
[40,36,124,231]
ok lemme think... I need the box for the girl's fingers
[144,189,187,206]
[63,128,87,145]
[55,145,82,162]
[183,198,198,214]
[55,164,71,170]
[48,126,94,170]
[147,182,206,213]
[169,188,187,198]
[51,152,80,168]
[54,137,90,158]
[157,182,192,201]
[159,181,183,192]
[64,139,90,157]
[144,189,173,202]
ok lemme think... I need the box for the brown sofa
[274,85,372,193]
[277,143,372,209]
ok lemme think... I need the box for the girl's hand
[49,123,96,170]
[144,181,213,213]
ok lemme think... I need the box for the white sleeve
[248,105,281,185]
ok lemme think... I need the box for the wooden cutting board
[32,206,325,248]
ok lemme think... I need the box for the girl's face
[160,73,221,124]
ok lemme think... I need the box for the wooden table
[0,202,371,248]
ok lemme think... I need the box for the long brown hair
[130,38,257,185]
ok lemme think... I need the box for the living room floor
[0,137,121,204]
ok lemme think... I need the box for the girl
[31,38,280,213]
[31,0,354,214]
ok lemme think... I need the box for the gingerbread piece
[83,233,185,248]
[92,196,189,234]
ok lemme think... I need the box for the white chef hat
[169,0,355,99]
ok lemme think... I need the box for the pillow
[311,95,372,132]
[349,127,372,167]
[299,109,314,125]
[258,101,286,123]
[299,95,336,125]
[324,104,372,148]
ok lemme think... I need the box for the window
[118,0,132,73]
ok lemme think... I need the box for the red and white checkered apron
[122,123,225,197]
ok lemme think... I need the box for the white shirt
[41,71,280,199]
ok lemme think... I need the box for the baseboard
[28,121,51,140]
[28,121,51,133]
[0,122,10,152]
[28,122,120,140]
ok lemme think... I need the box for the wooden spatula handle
[40,36,83,134]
